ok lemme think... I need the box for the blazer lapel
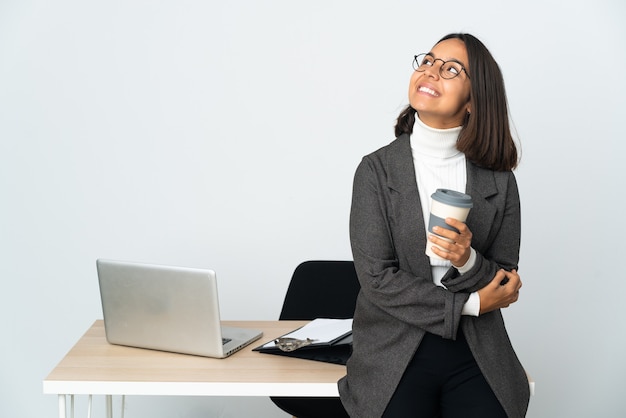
[465,162,498,253]
[385,135,432,279]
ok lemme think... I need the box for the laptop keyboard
[222,338,232,345]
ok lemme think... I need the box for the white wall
[1,1,624,417]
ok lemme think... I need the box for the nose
[423,60,442,79]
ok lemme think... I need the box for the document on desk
[254,319,353,364]
[266,318,352,347]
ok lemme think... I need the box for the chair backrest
[279,260,361,320]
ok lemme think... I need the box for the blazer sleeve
[350,155,467,339]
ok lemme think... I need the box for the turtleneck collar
[410,115,463,159]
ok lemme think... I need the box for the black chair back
[279,260,360,320]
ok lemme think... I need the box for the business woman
[338,33,530,417]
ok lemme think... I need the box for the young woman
[338,33,530,417]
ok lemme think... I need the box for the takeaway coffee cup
[426,189,473,260]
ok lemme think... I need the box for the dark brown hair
[395,33,518,171]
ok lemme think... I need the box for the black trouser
[382,331,507,418]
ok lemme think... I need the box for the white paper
[262,318,353,348]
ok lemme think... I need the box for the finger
[429,234,457,253]
[493,270,507,287]
[428,242,449,259]
[509,285,521,299]
[431,226,458,242]
[429,243,460,263]
[504,271,522,290]
[445,218,473,242]
[430,233,469,259]
[501,269,521,286]
[496,269,511,286]
[507,269,520,280]
[431,238,468,265]
[445,217,467,232]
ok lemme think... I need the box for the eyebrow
[426,51,467,67]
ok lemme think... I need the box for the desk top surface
[43,320,346,397]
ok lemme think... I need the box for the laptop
[96,259,263,358]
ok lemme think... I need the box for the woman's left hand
[429,218,473,268]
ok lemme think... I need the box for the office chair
[270,260,360,418]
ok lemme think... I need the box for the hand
[428,218,473,267]
[477,269,522,315]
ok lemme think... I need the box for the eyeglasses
[274,337,317,352]
[412,53,470,80]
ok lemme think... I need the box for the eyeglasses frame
[412,53,470,80]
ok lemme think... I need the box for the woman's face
[408,38,471,129]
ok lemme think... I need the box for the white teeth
[418,86,438,96]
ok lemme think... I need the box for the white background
[1,1,625,417]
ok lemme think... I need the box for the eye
[422,56,435,66]
[443,62,462,76]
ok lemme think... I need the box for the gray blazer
[338,134,530,417]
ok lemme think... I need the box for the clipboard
[253,318,353,365]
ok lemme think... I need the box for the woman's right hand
[477,269,522,315]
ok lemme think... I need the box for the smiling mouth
[418,86,439,97]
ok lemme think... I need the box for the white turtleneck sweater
[410,116,479,317]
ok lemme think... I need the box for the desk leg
[58,395,66,418]
[106,395,112,418]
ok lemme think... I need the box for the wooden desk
[44,320,346,417]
